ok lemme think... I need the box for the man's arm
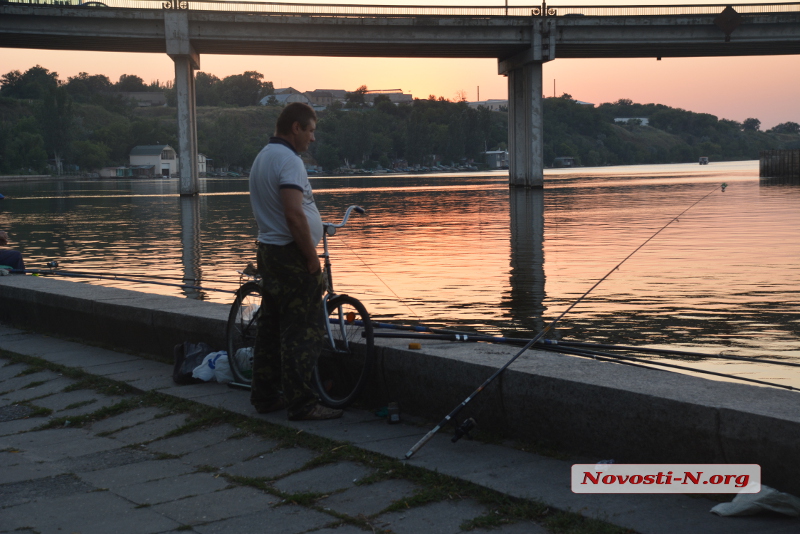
[280,188,321,274]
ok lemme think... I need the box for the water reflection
[179,196,203,300]
[1,162,799,388]
[504,188,546,335]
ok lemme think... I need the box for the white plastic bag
[212,352,234,384]
[711,485,800,517]
[233,347,253,379]
[192,351,232,383]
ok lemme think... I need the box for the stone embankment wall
[2,275,800,496]
[760,149,800,180]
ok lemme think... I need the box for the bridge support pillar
[506,62,544,188]
[166,12,200,196]
[498,18,555,188]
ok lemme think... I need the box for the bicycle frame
[320,205,365,350]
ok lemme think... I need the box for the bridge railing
[4,0,800,17]
[548,2,800,16]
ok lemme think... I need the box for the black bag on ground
[172,341,214,385]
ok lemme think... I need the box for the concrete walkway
[1,324,798,534]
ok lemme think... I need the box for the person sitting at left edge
[0,231,25,272]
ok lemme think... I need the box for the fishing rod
[554,340,800,368]
[59,270,240,285]
[32,262,240,286]
[369,331,800,368]
[404,184,724,460]
[14,269,234,294]
[536,343,798,392]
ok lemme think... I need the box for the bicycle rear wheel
[315,295,374,408]
[226,281,262,385]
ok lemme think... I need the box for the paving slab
[192,503,336,534]
[0,451,67,484]
[305,527,369,534]
[179,435,277,468]
[0,337,138,368]
[223,446,319,480]
[0,403,32,421]
[146,423,241,455]
[0,473,94,508]
[0,489,182,534]
[0,415,47,436]
[0,376,75,404]
[150,485,278,525]
[374,498,489,534]
[0,369,62,394]
[84,358,168,378]
[158,382,232,400]
[318,479,420,517]
[126,373,176,392]
[272,461,374,495]
[56,445,156,473]
[109,412,188,444]
[105,363,169,383]
[33,389,123,417]
[78,458,195,488]
[110,471,231,505]
[0,427,123,462]
[89,406,165,434]
[474,522,549,534]
[275,411,429,448]
[0,361,29,381]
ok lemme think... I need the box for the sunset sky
[3,0,799,128]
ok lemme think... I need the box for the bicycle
[226,205,375,409]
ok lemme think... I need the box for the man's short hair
[275,103,317,135]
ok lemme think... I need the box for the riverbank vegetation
[1,65,798,175]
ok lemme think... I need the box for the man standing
[248,103,342,421]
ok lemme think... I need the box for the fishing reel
[46,261,59,269]
[452,417,476,443]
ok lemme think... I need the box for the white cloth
[249,140,323,246]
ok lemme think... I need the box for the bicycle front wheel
[226,281,262,385]
[315,295,375,408]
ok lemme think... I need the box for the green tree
[742,118,761,132]
[65,72,113,103]
[36,86,74,174]
[0,117,48,173]
[345,85,368,108]
[115,74,148,92]
[770,121,800,134]
[0,65,59,100]
[208,114,246,167]
[195,72,221,106]
[218,71,271,107]
[72,140,111,171]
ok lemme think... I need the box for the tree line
[1,65,798,175]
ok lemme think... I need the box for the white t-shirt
[249,139,323,246]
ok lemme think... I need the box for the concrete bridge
[2,1,799,193]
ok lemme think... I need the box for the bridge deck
[1,2,799,58]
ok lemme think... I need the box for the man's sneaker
[254,397,287,414]
[288,404,343,421]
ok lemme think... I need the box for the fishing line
[537,344,798,392]
[553,340,800,368]
[404,184,724,459]
[368,329,800,368]
[331,234,423,323]
[28,267,240,286]
[15,269,234,294]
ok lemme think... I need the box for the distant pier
[760,149,800,181]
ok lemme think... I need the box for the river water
[1,161,799,389]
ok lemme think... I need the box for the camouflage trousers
[251,242,325,418]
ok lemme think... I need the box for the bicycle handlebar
[325,205,365,232]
